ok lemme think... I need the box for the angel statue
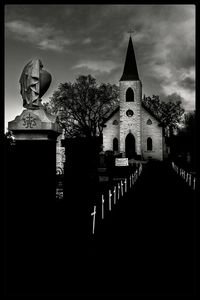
[19,59,52,109]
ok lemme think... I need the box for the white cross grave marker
[118,183,120,200]
[186,173,189,183]
[125,178,127,193]
[189,174,192,186]
[91,205,96,234]
[113,186,116,204]
[109,190,112,211]
[132,173,134,185]
[102,195,104,219]
[139,164,142,175]
[193,177,196,190]
[121,181,123,196]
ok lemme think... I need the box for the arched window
[147,137,153,151]
[113,137,118,152]
[126,87,134,102]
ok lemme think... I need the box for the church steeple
[120,36,139,81]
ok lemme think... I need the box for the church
[102,36,167,161]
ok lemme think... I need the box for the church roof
[102,106,119,124]
[120,36,139,81]
[141,102,163,125]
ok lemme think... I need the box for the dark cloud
[5,4,195,128]
[179,76,195,90]
[160,92,185,103]
[166,41,195,70]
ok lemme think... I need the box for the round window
[112,120,118,125]
[126,109,134,117]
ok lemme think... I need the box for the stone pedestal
[8,108,62,139]
[6,108,62,288]
[8,108,62,202]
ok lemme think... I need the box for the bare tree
[45,75,119,138]
[142,93,185,135]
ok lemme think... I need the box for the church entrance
[125,133,136,159]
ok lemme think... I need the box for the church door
[125,133,136,159]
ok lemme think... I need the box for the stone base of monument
[6,108,62,288]
[8,108,61,140]
[8,108,62,200]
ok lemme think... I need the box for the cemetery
[5,42,196,296]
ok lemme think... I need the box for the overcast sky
[5,4,195,131]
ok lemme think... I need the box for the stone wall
[119,80,142,154]
[103,112,119,151]
[141,107,163,160]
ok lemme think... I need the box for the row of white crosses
[91,163,143,234]
[171,161,196,190]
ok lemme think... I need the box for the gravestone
[6,59,62,288]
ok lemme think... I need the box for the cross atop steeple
[127,28,136,36]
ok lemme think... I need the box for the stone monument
[8,58,62,201]
[9,59,62,139]
[6,60,63,287]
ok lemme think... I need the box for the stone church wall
[103,112,119,152]
[119,81,142,155]
[141,108,163,160]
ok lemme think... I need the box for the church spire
[120,36,139,81]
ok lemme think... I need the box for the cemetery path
[61,161,195,295]
[7,161,195,296]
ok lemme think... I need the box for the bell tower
[119,35,142,158]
